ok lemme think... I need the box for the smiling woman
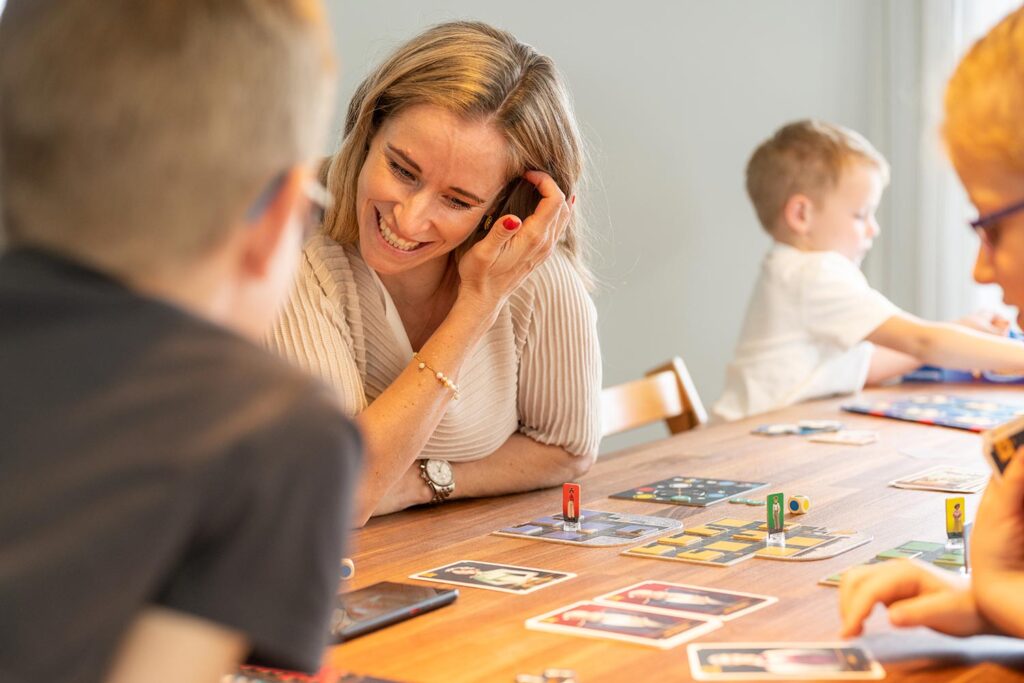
[266,21,601,525]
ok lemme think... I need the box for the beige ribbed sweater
[266,236,602,461]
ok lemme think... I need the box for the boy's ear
[239,166,306,278]
[781,193,814,236]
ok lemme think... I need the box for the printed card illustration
[594,581,777,621]
[526,601,721,650]
[687,643,884,680]
[982,413,1024,478]
[611,476,767,507]
[889,465,988,493]
[409,560,575,595]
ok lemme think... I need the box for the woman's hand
[456,170,573,318]
[839,559,989,638]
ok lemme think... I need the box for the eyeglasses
[970,196,1024,248]
[246,170,334,241]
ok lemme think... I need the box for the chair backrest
[600,356,707,438]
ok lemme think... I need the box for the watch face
[425,459,453,487]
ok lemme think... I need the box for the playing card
[752,420,842,437]
[410,560,575,594]
[594,581,777,621]
[808,430,879,446]
[687,642,884,680]
[982,413,1024,478]
[525,601,721,649]
[889,465,988,493]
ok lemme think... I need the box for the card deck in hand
[889,465,988,493]
[687,642,884,680]
[410,560,574,594]
[525,600,721,649]
[982,413,1024,478]
[594,581,777,621]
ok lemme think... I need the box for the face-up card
[752,420,842,437]
[982,413,1024,478]
[594,581,777,621]
[889,465,988,493]
[526,601,721,649]
[410,560,575,594]
[687,642,884,680]
[808,430,879,446]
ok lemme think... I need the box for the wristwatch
[419,458,454,504]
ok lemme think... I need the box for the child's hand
[956,310,1011,335]
[839,559,988,638]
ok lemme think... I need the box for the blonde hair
[944,6,1024,172]
[0,0,335,277]
[746,120,890,233]
[322,21,591,286]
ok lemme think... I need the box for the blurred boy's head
[945,6,1024,324]
[746,120,889,265]
[0,0,336,336]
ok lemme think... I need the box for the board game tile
[756,546,802,557]
[876,549,922,560]
[705,540,753,552]
[783,536,828,548]
[684,525,725,537]
[629,544,675,556]
[900,540,946,553]
[731,530,767,541]
[677,550,724,561]
[634,494,655,499]
[659,534,702,547]
[713,518,752,527]
[757,523,796,532]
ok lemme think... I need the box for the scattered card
[594,581,777,621]
[410,560,575,595]
[982,413,1024,478]
[889,465,988,493]
[808,430,879,446]
[688,642,884,680]
[526,601,721,650]
[752,420,842,437]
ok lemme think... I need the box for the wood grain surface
[326,385,1024,682]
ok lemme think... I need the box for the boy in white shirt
[714,120,1024,421]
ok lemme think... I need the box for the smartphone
[478,177,544,233]
[329,581,458,643]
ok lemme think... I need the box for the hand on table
[839,559,989,638]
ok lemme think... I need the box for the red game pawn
[562,483,581,531]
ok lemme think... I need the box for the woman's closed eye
[388,159,417,183]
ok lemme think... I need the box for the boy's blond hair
[0,0,335,278]
[746,120,890,233]
[944,6,1024,172]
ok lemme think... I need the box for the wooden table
[327,385,1024,682]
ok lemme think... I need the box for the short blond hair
[0,0,335,277]
[746,120,890,233]
[322,21,591,286]
[944,6,1024,172]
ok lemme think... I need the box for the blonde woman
[269,21,601,525]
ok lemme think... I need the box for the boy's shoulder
[761,243,866,288]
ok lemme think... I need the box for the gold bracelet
[413,353,460,400]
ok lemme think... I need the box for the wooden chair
[601,356,708,437]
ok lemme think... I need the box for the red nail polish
[503,217,519,230]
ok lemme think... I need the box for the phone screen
[329,581,458,642]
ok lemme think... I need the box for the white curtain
[866,0,1021,323]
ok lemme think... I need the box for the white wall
[325,1,884,452]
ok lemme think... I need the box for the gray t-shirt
[0,248,362,683]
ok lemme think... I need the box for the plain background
[323,1,1006,452]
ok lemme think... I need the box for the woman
[840,6,1024,640]
[268,21,601,525]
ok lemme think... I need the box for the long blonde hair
[322,21,591,286]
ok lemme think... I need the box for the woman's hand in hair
[456,170,572,320]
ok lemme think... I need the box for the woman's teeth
[378,215,421,251]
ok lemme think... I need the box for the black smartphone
[329,581,458,643]
[478,177,544,232]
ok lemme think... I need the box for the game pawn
[562,483,581,532]
[946,496,966,550]
[766,492,786,547]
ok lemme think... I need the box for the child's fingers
[888,591,982,637]
[839,561,930,638]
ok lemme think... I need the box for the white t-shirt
[713,243,900,421]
